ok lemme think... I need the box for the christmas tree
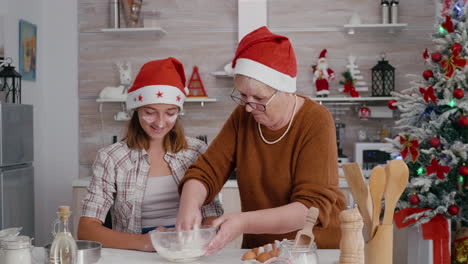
[387,0,468,229]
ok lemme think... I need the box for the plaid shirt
[80,137,224,233]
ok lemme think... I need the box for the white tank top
[141,175,179,228]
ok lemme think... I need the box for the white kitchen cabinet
[72,186,88,238]
[220,184,243,248]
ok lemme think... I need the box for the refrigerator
[0,104,34,239]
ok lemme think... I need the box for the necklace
[258,94,297,145]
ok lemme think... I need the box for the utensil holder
[364,224,392,264]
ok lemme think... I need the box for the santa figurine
[312,49,335,97]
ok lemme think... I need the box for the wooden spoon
[293,207,319,247]
[382,160,409,225]
[369,166,386,239]
[342,163,373,241]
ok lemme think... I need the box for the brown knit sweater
[179,96,347,249]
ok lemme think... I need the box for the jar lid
[0,227,22,239]
[0,235,32,249]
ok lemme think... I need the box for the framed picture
[19,19,37,81]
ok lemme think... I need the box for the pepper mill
[339,208,365,264]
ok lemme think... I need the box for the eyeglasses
[230,89,278,112]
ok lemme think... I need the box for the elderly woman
[78,57,223,251]
[176,26,347,254]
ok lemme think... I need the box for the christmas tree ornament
[441,43,467,78]
[426,158,450,179]
[441,15,454,33]
[448,205,459,215]
[453,88,464,99]
[399,135,420,162]
[459,165,468,176]
[431,51,442,63]
[422,69,433,80]
[419,86,437,103]
[312,49,335,97]
[339,56,368,95]
[458,115,468,127]
[387,99,397,109]
[429,137,441,148]
[409,194,420,205]
[371,53,395,96]
[358,105,371,120]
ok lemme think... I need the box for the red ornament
[350,89,360,98]
[448,205,459,216]
[423,70,433,80]
[431,52,442,63]
[453,88,464,99]
[429,137,441,148]
[459,166,468,176]
[458,116,468,127]
[409,194,420,205]
[359,105,371,120]
[388,99,397,110]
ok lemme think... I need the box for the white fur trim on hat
[126,85,186,111]
[234,58,296,93]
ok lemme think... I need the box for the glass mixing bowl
[150,226,217,262]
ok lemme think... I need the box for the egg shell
[241,250,257,261]
[256,252,272,263]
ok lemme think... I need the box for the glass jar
[278,240,318,264]
[0,235,32,264]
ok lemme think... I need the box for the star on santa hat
[138,95,143,102]
[156,91,163,98]
[176,95,181,102]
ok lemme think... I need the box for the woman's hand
[204,213,246,256]
[176,180,207,231]
[139,233,156,252]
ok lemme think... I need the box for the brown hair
[124,111,188,153]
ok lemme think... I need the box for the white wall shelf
[82,27,167,34]
[96,97,217,112]
[343,23,408,34]
[211,71,233,79]
[310,96,393,102]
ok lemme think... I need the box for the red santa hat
[319,49,327,59]
[231,26,297,93]
[126,57,189,111]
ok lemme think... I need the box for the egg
[256,252,272,263]
[241,250,256,261]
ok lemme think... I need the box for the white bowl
[150,226,217,262]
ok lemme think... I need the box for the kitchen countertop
[32,247,340,264]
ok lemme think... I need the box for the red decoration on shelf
[453,88,464,99]
[395,209,450,264]
[459,165,468,177]
[441,44,467,79]
[388,99,398,110]
[426,158,450,180]
[423,70,434,80]
[448,205,460,216]
[431,51,443,63]
[187,66,208,98]
[442,15,454,33]
[458,116,468,127]
[359,105,371,120]
[420,86,437,103]
[429,137,441,148]
[400,135,420,162]
[409,194,420,205]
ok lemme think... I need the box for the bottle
[381,0,390,24]
[278,239,319,264]
[390,0,399,24]
[49,206,78,264]
[110,0,120,28]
